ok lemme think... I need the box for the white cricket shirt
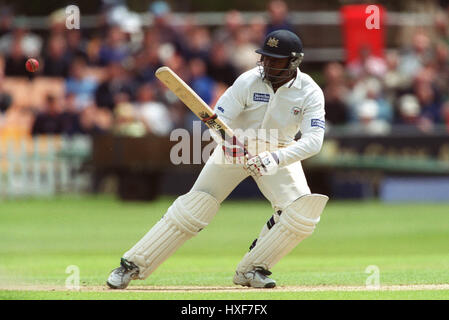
[214,67,326,167]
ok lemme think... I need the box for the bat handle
[200,113,218,123]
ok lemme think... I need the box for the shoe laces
[254,267,272,277]
[120,258,137,270]
[117,258,139,276]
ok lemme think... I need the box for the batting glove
[244,151,279,177]
[222,135,247,165]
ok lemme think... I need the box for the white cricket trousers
[190,146,311,210]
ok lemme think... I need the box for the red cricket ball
[25,58,39,72]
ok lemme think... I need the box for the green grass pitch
[0,195,448,300]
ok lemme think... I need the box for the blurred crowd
[324,8,449,134]
[0,0,449,140]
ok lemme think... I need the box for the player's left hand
[244,151,279,177]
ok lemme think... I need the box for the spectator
[189,58,215,105]
[0,6,14,37]
[95,61,134,111]
[413,71,444,127]
[141,26,161,51]
[65,29,89,63]
[133,41,162,84]
[79,104,112,135]
[0,23,42,58]
[31,94,64,135]
[59,93,83,135]
[65,57,99,110]
[432,42,449,100]
[0,70,11,131]
[396,94,421,126]
[92,4,112,40]
[4,38,28,76]
[98,25,129,66]
[149,1,183,50]
[399,30,433,78]
[364,78,393,123]
[229,26,259,73]
[347,45,387,80]
[0,72,12,114]
[42,34,70,77]
[346,77,391,123]
[434,11,449,47]
[248,16,267,46]
[185,58,216,132]
[105,4,142,37]
[442,101,449,132]
[95,107,114,133]
[383,50,410,106]
[207,42,238,87]
[134,83,173,136]
[323,62,349,125]
[213,10,243,45]
[113,102,146,137]
[85,37,103,66]
[183,26,211,61]
[47,8,67,38]
[352,99,391,135]
[346,76,393,135]
[265,0,294,35]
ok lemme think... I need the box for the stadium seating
[2,77,65,110]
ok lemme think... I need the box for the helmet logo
[266,37,279,48]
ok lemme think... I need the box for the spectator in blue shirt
[98,25,129,66]
[65,57,99,110]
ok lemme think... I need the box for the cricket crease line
[1,284,449,292]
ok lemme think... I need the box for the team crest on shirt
[291,106,301,116]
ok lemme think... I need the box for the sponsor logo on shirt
[311,119,325,129]
[217,106,224,113]
[253,93,270,103]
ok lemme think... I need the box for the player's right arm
[213,76,247,129]
[211,75,249,162]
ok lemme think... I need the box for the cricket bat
[155,66,233,140]
[155,66,249,158]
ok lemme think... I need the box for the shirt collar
[286,68,302,90]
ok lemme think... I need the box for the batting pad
[123,191,220,279]
[236,194,328,273]
[248,210,282,250]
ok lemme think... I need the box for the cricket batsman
[107,29,328,289]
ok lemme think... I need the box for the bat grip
[200,114,218,122]
[223,135,252,159]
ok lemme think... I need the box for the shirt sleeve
[275,87,326,166]
[213,77,247,128]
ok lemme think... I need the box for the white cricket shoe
[233,268,276,288]
[106,258,140,289]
